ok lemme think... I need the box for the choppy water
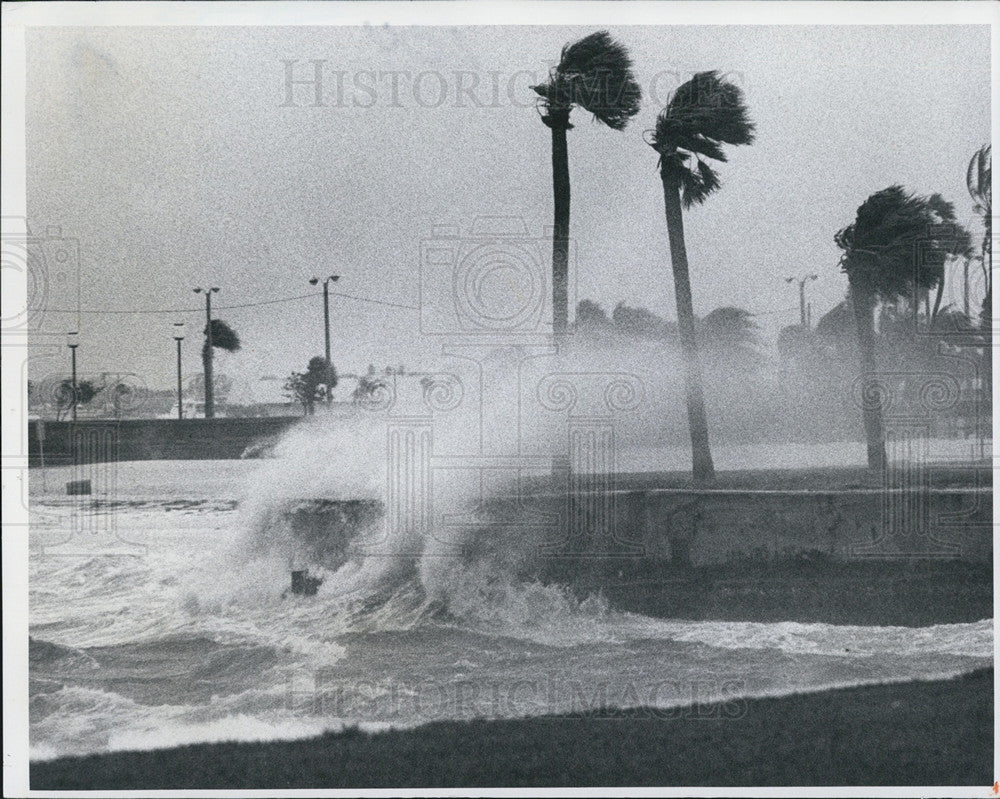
[27,428,993,760]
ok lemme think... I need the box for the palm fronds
[698,306,761,362]
[649,71,755,207]
[967,144,991,213]
[203,319,241,357]
[531,31,641,130]
[835,185,972,301]
[967,145,992,287]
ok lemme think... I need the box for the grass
[31,668,992,789]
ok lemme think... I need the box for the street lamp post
[173,322,185,420]
[785,274,818,328]
[309,275,340,405]
[193,287,220,418]
[67,331,79,422]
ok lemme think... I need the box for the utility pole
[309,275,340,405]
[173,322,185,420]
[785,275,818,329]
[193,287,220,418]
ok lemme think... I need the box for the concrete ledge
[495,486,992,565]
[28,417,300,464]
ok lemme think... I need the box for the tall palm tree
[967,144,991,310]
[648,71,755,483]
[532,31,641,337]
[835,186,969,471]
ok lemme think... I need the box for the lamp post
[193,287,220,418]
[785,274,818,328]
[309,274,339,405]
[67,331,79,421]
[173,322,185,420]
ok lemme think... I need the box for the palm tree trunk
[848,287,888,472]
[931,277,945,322]
[661,171,715,484]
[550,120,571,338]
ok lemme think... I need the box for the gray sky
[26,24,990,393]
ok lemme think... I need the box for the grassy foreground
[32,668,992,789]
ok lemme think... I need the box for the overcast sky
[25,24,990,393]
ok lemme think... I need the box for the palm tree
[532,31,641,337]
[967,145,991,322]
[574,299,611,331]
[698,306,761,370]
[202,319,240,417]
[647,71,755,483]
[835,186,969,471]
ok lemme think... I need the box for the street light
[66,331,79,422]
[309,275,340,405]
[193,287,220,418]
[785,274,818,328]
[172,322,185,420]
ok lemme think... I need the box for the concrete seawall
[496,487,992,565]
[29,420,991,566]
[27,418,299,465]
[287,485,991,569]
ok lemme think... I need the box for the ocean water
[27,426,993,760]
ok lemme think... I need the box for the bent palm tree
[202,319,241,418]
[532,31,641,337]
[967,146,992,399]
[835,186,969,471]
[648,71,755,483]
[967,145,992,316]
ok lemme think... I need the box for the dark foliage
[285,356,337,415]
[351,366,388,405]
[649,71,755,207]
[574,299,610,328]
[54,379,98,420]
[612,301,675,339]
[967,144,992,301]
[202,319,241,358]
[835,185,972,301]
[697,306,760,363]
[531,31,641,130]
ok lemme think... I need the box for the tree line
[534,30,990,480]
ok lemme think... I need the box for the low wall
[502,487,992,566]
[284,486,991,572]
[27,417,301,464]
